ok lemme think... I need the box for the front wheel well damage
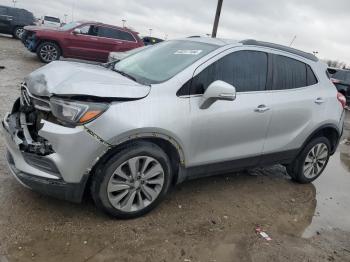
[83,138,183,198]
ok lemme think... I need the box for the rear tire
[287,137,331,184]
[91,142,173,219]
[36,41,61,63]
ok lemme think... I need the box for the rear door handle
[254,104,270,113]
[315,97,325,104]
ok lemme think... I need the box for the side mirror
[73,28,82,35]
[199,80,236,109]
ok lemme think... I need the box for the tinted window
[98,27,135,41]
[0,6,7,15]
[191,51,268,94]
[307,65,318,85]
[78,25,98,36]
[272,55,309,90]
[44,16,60,23]
[333,70,350,83]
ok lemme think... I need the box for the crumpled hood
[24,61,150,99]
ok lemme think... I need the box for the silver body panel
[2,37,344,191]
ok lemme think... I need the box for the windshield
[333,70,350,83]
[114,40,218,85]
[45,16,60,23]
[60,21,81,31]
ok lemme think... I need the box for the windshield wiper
[113,69,138,83]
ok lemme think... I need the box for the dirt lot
[0,35,350,262]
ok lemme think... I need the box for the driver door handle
[254,104,270,113]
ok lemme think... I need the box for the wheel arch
[35,39,63,55]
[84,135,185,197]
[300,124,341,155]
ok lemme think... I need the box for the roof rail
[239,39,318,62]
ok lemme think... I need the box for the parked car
[142,36,163,46]
[328,67,350,105]
[107,46,149,63]
[2,38,345,218]
[21,21,144,63]
[41,16,61,28]
[0,5,35,39]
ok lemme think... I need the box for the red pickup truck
[21,21,144,63]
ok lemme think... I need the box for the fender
[108,130,186,165]
[298,123,341,156]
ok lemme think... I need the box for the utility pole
[289,35,296,47]
[122,19,126,28]
[64,14,68,24]
[149,28,152,37]
[12,0,17,7]
[212,0,223,38]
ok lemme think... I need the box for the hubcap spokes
[16,28,24,38]
[303,143,328,178]
[40,45,58,62]
[107,156,165,212]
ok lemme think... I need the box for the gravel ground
[0,34,350,262]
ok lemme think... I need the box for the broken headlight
[50,98,109,125]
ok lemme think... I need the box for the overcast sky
[1,0,349,64]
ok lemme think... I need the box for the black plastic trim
[182,149,298,181]
[6,151,87,203]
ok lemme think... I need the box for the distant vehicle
[41,16,61,28]
[0,5,35,39]
[107,46,149,63]
[328,68,350,105]
[143,36,163,46]
[21,21,144,63]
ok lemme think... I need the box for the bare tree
[324,59,347,69]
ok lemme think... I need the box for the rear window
[98,27,135,41]
[271,55,318,90]
[44,16,60,23]
[333,70,350,83]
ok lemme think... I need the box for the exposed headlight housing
[50,98,109,125]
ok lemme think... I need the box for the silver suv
[2,38,345,218]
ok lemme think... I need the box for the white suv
[2,38,345,218]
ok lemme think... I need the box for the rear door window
[271,55,318,90]
[191,50,268,94]
[98,26,135,41]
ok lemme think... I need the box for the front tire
[91,142,173,219]
[287,137,331,184]
[13,27,24,39]
[36,42,61,63]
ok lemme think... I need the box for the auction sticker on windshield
[174,50,203,55]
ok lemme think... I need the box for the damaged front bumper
[21,30,37,52]
[1,106,109,202]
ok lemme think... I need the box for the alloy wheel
[303,143,329,179]
[107,156,165,212]
[40,44,58,62]
[15,28,25,39]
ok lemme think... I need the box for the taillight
[337,92,346,108]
